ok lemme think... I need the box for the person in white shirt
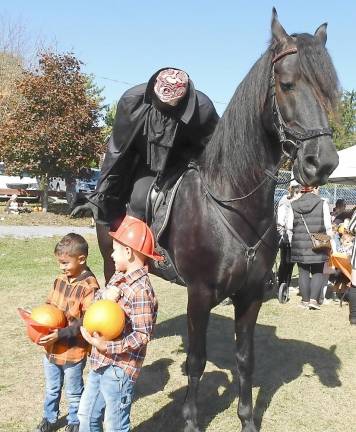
[276,180,301,288]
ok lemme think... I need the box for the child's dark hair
[54,233,88,257]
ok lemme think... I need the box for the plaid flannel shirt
[89,267,158,382]
[46,268,99,365]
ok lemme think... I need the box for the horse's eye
[280,82,294,92]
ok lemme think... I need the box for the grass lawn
[0,237,355,432]
[0,201,93,227]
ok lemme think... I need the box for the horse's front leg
[182,293,212,432]
[233,298,262,432]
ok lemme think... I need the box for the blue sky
[3,0,355,115]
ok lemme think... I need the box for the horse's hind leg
[233,298,262,432]
[182,294,212,432]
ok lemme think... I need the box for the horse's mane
[293,33,339,109]
[201,33,339,191]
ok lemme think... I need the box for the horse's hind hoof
[241,422,259,432]
[184,420,201,432]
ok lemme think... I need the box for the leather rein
[199,47,333,271]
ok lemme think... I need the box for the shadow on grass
[135,358,174,400]
[47,202,71,215]
[133,313,341,431]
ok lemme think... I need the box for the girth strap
[201,178,275,272]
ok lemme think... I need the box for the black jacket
[88,68,219,224]
[290,193,328,264]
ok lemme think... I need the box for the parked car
[66,168,100,209]
[0,162,40,200]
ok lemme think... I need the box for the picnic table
[329,252,351,281]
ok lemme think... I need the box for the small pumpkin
[31,304,66,328]
[83,300,125,341]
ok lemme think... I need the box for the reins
[197,46,332,274]
[201,46,332,205]
[270,49,332,161]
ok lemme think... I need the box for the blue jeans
[43,355,86,425]
[78,365,135,432]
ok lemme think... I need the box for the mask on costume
[154,69,188,106]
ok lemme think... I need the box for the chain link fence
[275,170,356,209]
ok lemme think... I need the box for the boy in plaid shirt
[35,233,100,432]
[78,216,162,432]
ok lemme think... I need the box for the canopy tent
[328,145,356,185]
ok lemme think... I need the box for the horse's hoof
[184,420,201,432]
[241,422,258,432]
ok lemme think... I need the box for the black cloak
[88,68,219,224]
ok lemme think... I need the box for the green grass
[0,237,355,432]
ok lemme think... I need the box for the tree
[0,51,104,211]
[0,15,32,125]
[102,101,117,139]
[330,90,356,150]
[0,52,24,124]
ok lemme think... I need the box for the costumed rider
[72,67,219,281]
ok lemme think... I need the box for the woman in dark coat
[73,67,219,281]
[287,186,333,309]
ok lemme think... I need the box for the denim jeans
[78,365,135,432]
[43,355,86,425]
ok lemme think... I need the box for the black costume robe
[88,68,219,224]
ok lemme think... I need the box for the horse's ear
[271,7,289,43]
[314,23,327,46]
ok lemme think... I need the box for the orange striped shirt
[46,268,99,365]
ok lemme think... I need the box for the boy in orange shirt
[35,233,99,432]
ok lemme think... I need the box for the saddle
[145,167,190,286]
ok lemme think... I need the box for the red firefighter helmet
[109,215,163,261]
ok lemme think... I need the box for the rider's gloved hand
[70,202,98,220]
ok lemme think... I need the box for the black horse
[99,9,340,432]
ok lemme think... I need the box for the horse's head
[270,8,339,186]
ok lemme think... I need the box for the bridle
[196,46,334,268]
[271,47,333,161]
[200,46,334,205]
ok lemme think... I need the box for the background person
[332,198,347,225]
[5,193,19,214]
[287,186,333,310]
[347,210,356,324]
[276,180,301,288]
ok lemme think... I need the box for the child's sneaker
[34,418,56,432]
[309,299,321,310]
[65,425,79,432]
[298,301,309,309]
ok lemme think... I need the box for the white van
[0,162,39,199]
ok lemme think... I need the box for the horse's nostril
[304,155,319,168]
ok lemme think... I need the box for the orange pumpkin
[18,305,66,344]
[83,300,125,341]
[31,304,66,328]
